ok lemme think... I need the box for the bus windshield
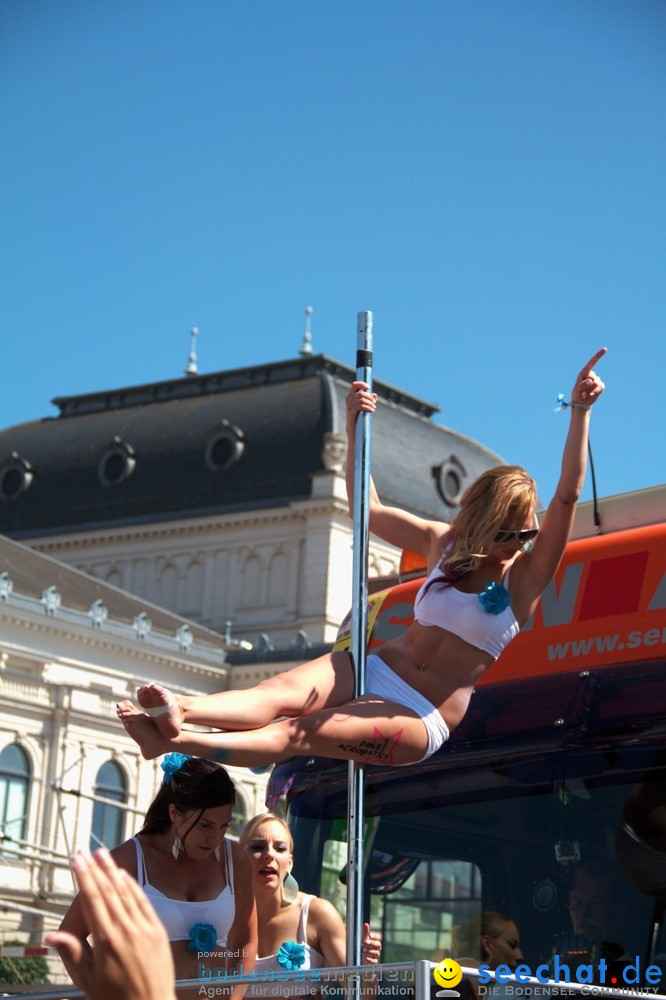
[289,741,666,986]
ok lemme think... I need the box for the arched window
[90,761,127,851]
[267,553,288,607]
[240,556,261,607]
[159,564,177,609]
[0,744,31,858]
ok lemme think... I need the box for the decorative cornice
[25,497,351,551]
[51,354,439,419]
[0,597,227,677]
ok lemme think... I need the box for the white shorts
[364,652,450,761]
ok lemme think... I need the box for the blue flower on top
[477,582,511,615]
[188,922,218,953]
[276,941,306,970]
[161,752,191,783]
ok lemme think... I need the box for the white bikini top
[132,836,235,945]
[254,895,326,972]
[245,895,326,998]
[413,556,520,659]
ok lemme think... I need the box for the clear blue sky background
[2,0,664,507]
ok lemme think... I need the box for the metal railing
[8,961,666,1000]
[0,958,413,1000]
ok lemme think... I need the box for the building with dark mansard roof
[0,353,503,660]
[0,351,503,963]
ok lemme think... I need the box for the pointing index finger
[581,347,607,376]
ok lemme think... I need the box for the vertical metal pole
[346,311,373,988]
[415,961,432,1000]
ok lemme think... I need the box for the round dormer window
[432,455,466,507]
[0,453,34,501]
[205,421,245,472]
[98,437,136,487]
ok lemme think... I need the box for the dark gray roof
[0,354,503,536]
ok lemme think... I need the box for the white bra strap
[225,838,235,895]
[435,538,455,573]
[297,894,313,942]
[131,836,147,888]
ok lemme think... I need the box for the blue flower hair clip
[188,922,217,953]
[276,941,306,970]
[477,582,511,615]
[161,752,192,783]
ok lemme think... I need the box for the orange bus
[269,486,666,995]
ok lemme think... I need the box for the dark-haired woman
[58,754,257,998]
[118,351,606,770]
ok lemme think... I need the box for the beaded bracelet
[554,393,592,412]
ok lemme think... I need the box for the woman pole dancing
[117,349,606,769]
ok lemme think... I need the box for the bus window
[320,838,481,962]
[377,858,481,962]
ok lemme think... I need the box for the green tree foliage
[0,939,50,985]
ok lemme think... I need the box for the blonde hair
[239,812,293,852]
[442,465,538,582]
[454,910,515,962]
[481,910,515,940]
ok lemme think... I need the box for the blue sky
[2,0,664,507]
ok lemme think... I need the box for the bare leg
[133,651,354,739]
[117,696,430,768]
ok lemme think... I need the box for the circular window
[98,438,136,487]
[432,455,466,507]
[444,467,461,498]
[0,453,34,502]
[205,421,245,473]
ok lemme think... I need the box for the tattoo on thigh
[337,726,403,765]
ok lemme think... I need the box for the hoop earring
[214,844,222,862]
[172,834,183,861]
[283,871,299,903]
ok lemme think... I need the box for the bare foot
[116,700,170,760]
[136,683,183,738]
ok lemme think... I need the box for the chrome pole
[415,960,432,1000]
[346,310,373,989]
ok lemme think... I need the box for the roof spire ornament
[299,306,313,356]
[184,326,199,376]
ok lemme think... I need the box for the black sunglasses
[493,528,540,545]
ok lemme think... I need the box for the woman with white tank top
[58,755,257,999]
[240,813,381,997]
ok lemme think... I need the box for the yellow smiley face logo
[434,959,463,989]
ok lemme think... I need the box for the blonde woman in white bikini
[239,813,380,997]
[117,349,606,769]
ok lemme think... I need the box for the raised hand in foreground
[46,848,176,1000]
